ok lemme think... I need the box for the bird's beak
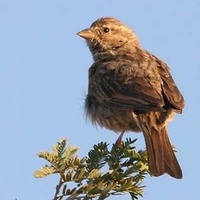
[77,28,94,40]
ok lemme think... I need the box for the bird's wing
[89,57,166,112]
[155,57,185,112]
[89,53,184,113]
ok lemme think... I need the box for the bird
[77,17,185,179]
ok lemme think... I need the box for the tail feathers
[137,113,182,179]
[162,132,182,178]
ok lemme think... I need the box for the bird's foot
[115,132,125,148]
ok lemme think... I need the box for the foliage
[34,138,148,200]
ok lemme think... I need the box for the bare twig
[53,175,64,200]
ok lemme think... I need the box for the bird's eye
[103,27,110,33]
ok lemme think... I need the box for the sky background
[0,0,199,199]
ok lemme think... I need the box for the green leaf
[87,169,102,179]
[34,137,148,199]
[34,166,57,178]
[64,146,79,159]
[73,167,86,181]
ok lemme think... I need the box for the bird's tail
[137,112,182,179]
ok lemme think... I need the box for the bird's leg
[116,131,125,148]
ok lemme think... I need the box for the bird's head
[77,17,141,57]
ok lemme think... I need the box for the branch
[34,138,149,200]
[53,175,64,200]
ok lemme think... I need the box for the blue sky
[0,0,199,199]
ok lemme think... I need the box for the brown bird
[77,17,185,179]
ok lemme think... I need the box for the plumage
[77,17,185,179]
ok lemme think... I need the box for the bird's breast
[85,94,141,133]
